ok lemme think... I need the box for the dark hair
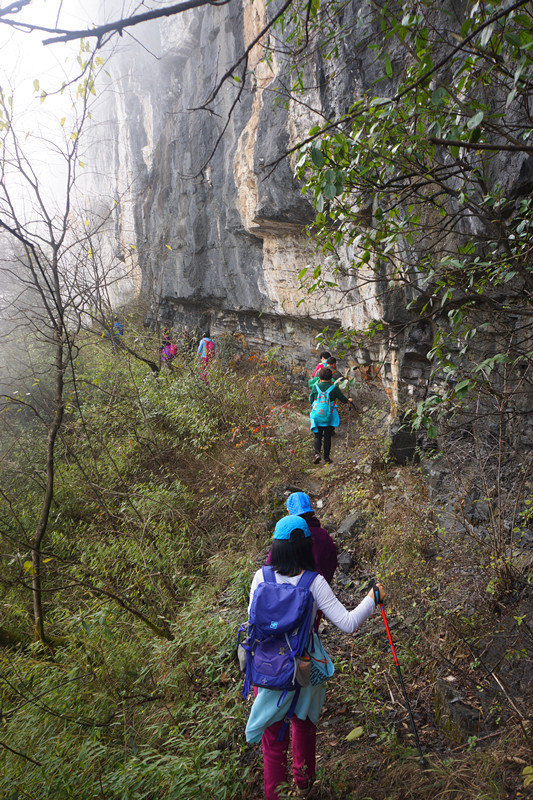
[270,529,315,576]
[318,368,333,381]
[319,351,331,360]
[326,357,337,366]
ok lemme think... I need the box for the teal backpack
[310,384,335,427]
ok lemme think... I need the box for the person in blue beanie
[266,492,337,585]
[245,515,384,799]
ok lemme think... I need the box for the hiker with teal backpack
[309,368,353,464]
[239,515,385,799]
[325,356,347,435]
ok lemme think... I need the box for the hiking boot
[323,458,333,465]
[295,780,314,796]
[313,454,321,464]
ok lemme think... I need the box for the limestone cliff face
[89,0,431,408]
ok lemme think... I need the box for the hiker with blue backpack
[239,515,384,799]
[103,315,124,350]
[309,368,353,464]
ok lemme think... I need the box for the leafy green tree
[291,0,533,430]
[269,0,533,586]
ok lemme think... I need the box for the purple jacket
[266,515,338,585]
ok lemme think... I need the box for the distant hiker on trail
[104,316,124,350]
[242,515,385,800]
[311,351,331,378]
[266,492,337,585]
[197,332,215,381]
[309,368,353,465]
[161,329,178,368]
[325,356,346,435]
[326,356,344,383]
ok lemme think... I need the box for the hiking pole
[345,402,352,452]
[371,580,427,768]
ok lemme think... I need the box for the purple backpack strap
[262,565,276,583]
[297,570,318,590]
[278,686,301,741]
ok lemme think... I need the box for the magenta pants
[200,356,211,381]
[261,716,316,800]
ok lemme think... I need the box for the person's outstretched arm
[314,576,385,632]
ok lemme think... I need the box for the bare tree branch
[430,137,533,153]
[0,0,31,20]
[0,739,42,766]
[39,0,232,46]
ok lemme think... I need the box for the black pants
[314,426,334,461]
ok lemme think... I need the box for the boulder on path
[337,511,370,538]
[435,678,482,742]
[337,551,354,571]
[269,407,309,438]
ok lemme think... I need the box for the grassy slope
[0,337,531,799]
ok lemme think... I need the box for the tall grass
[0,330,303,797]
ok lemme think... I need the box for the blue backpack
[310,384,335,427]
[238,567,317,698]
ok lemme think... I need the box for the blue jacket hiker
[103,317,124,350]
[197,333,215,381]
[243,515,384,800]
[197,335,215,358]
[309,368,352,464]
[112,319,124,338]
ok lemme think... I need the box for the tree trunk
[31,329,65,642]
